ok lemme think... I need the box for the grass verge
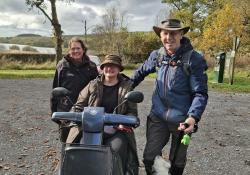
[0,70,55,79]
[207,69,250,92]
[1,69,250,93]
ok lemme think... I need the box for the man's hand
[178,116,196,134]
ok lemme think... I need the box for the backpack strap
[156,47,193,76]
[181,50,193,76]
[156,47,166,68]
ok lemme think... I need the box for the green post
[214,52,226,83]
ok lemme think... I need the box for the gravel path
[0,79,250,175]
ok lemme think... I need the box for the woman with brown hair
[50,37,98,142]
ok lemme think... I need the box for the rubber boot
[169,165,184,175]
[143,159,154,175]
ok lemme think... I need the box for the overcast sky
[0,0,170,37]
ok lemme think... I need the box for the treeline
[1,0,250,65]
[0,32,160,63]
[161,0,250,53]
[87,0,250,62]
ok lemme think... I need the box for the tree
[123,32,160,63]
[22,46,38,52]
[160,0,250,53]
[9,45,20,51]
[201,2,243,52]
[161,0,208,31]
[161,0,227,40]
[25,0,69,63]
[232,0,250,52]
[92,6,129,55]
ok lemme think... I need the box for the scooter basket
[61,144,123,175]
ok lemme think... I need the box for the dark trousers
[143,114,188,174]
[59,125,70,142]
[104,132,129,173]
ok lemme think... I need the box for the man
[131,19,208,175]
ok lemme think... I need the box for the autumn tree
[160,0,227,48]
[161,0,213,32]
[160,0,250,53]
[25,0,72,63]
[232,0,250,52]
[201,2,244,53]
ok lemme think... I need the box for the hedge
[0,52,56,63]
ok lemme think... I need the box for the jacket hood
[176,37,193,55]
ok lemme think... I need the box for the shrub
[9,45,20,50]
[0,56,56,70]
[0,45,6,51]
[22,46,38,52]
[0,52,56,64]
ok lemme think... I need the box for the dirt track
[0,79,250,175]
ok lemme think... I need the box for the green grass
[0,59,56,70]
[209,82,250,92]
[207,69,250,92]
[0,69,55,78]
[1,68,250,93]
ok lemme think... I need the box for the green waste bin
[214,52,226,83]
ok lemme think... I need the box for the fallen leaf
[3,166,10,170]
[18,164,25,168]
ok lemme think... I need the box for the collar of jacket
[164,37,193,61]
[64,54,91,67]
[97,73,130,84]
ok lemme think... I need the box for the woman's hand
[114,124,133,133]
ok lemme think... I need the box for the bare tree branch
[36,4,53,23]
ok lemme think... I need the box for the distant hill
[0,34,91,48]
[0,35,54,48]
[16,34,42,37]
[0,31,152,55]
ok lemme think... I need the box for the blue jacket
[131,37,208,123]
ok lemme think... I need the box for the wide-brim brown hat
[153,19,190,37]
[100,54,124,71]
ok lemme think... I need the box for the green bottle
[181,134,191,145]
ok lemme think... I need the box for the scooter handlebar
[51,112,82,123]
[104,114,140,127]
[51,112,139,127]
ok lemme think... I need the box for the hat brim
[153,26,190,37]
[100,62,124,71]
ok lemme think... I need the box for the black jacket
[50,54,98,113]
